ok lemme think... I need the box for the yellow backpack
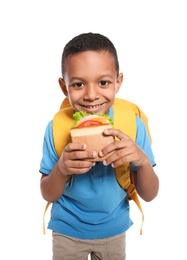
[43,97,151,235]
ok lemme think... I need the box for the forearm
[40,161,68,202]
[136,162,159,202]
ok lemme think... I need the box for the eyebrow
[70,74,114,81]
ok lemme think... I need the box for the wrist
[57,160,68,179]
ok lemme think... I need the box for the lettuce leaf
[72,111,114,127]
[72,111,88,127]
[91,111,114,126]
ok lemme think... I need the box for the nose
[84,84,99,101]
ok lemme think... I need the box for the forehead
[63,50,116,76]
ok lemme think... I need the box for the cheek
[104,87,116,98]
[68,91,82,103]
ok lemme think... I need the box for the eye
[99,81,109,86]
[72,82,84,88]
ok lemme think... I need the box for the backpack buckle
[127,183,136,199]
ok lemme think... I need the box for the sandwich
[70,111,114,161]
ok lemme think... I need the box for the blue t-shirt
[39,107,155,239]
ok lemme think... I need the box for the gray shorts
[52,231,126,260]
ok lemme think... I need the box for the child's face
[59,51,123,114]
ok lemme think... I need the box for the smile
[83,104,102,109]
[79,102,106,113]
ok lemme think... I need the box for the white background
[0,0,187,259]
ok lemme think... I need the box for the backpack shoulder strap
[113,98,146,234]
[52,106,73,157]
[113,98,151,142]
[43,99,73,235]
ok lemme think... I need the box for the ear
[58,77,68,97]
[115,73,123,94]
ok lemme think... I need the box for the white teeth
[85,105,100,109]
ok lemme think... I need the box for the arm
[40,143,96,202]
[99,128,159,202]
[40,162,68,203]
[132,157,159,201]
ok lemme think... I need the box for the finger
[66,160,96,174]
[70,160,96,169]
[103,148,133,166]
[103,128,129,140]
[66,150,97,161]
[65,143,87,152]
[99,138,131,158]
[104,153,133,168]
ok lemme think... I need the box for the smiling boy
[39,32,159,260]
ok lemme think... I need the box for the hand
[99,128,150,168]
[58,143,96,176]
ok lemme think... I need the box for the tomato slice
[78,120,103,127]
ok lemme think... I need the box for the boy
[39,32,159,260]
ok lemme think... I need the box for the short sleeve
[39,121,58,175]
[131,116,156,172]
